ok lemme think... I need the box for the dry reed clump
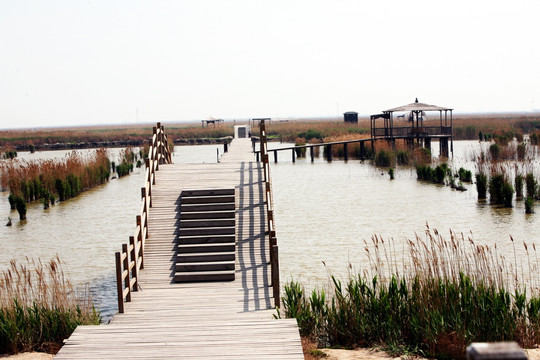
[0,256,100,354]
[0,149,111,206]
[278,226,540,359]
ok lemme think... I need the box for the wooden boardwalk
[55,137,303,359]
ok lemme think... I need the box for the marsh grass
[0,149,111,212]
[0,257,100,354]
[278,227,540,359]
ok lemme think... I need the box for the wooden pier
[55,124,302,359]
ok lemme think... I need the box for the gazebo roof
[385,98,452,112]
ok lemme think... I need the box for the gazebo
[370,98,453,157]
[201,116,224,128]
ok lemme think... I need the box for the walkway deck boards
[55,138,303,359]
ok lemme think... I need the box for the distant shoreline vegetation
[0,113,539,151]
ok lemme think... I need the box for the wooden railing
[259,119,280,307]
[115,122,173,313]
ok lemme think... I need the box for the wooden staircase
[175,189,236,282]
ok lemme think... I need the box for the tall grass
[278,227,540,359]
[0,257,101,354]
[0,149,111,211]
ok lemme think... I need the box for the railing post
[272,244,280,307]
[344,143,348,161]
[141,187,148,230]
[137,215,144,269]
[115,252,124,313]
[292,148,295,163]
[129,236,138,292]
[153,126,159,171]
[123,244,131,302]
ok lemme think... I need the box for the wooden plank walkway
[55,138,303,359]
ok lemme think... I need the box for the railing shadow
[237,161,272,311]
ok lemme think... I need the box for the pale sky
[1,0,539,129]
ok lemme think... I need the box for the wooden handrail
[115,122,173,313]
[259,119,280,308]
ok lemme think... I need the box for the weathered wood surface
[55,138,302,359]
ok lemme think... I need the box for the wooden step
[181,203,235,212]
[181,189,235,197]
[180,211,235,220]
[181,195,235,204]
[178,243,236,253]
[174,270,235,282]
[177,252,235,262]
[180,219,235,228]
[178,235,235,244]
[175,261,235,272]
[179,227,235,236]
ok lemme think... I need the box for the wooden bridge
[55,122,303,359]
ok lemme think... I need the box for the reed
[525,173,538,199]
[278,227,540,359]
[525,197,535,214]
[515,174,524,198]
[416,163,449,184]
[374,149,391,167]
[458,168,473,183]
[489,173,514,207]
[0,149,111,213]
[0,257,101,354]
[294,139,307,158]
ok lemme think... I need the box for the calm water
[268,140,539,289]
[0,145,220,320]
[0,142,538,319]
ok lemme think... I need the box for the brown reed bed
[0,123,234,151]
[1,113,538,151]
[0,256,100,354]
[278,226,540,359]
[0,149,111,218]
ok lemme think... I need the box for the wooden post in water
[292,148,295,163]
[424,137,431,153]
[115,252,124,313]
[310,146,314,162]
[440,137,449,158]
[327,144,333,162]
[343,143,348,161]
[274,150,278,163]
